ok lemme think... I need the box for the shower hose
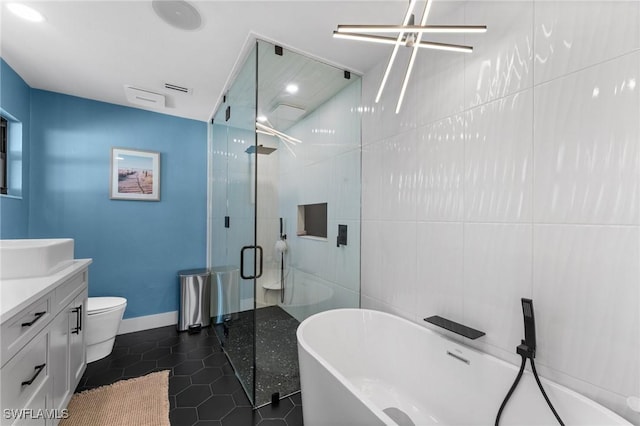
[280,253,284,304]
[495,354,565,426]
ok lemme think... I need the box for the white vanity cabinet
[0,329,50,426]
[1,261,91,426]
[68,290,87,390]
[50,270,88,416]
[50,286,87,415]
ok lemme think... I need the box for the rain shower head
[245,145,277,155]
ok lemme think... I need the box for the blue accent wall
[28,90,207,319]
[0,58,30,238]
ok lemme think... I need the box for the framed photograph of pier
[110,147,160,201]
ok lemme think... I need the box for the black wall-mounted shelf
[424,315,485,340]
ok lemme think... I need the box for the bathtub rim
[296,308,631,425]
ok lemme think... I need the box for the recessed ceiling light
[285,84,299,94]
[257,115,268,123]
[152,0,202,31]
[7,3,45,22]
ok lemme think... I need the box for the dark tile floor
[76,325,304,426]
[214,306,300,406]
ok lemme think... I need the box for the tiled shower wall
[211,78,362,312]
[360,1,639,422]
[278,79,362,318]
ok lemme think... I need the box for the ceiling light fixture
[333,33,473,53]
[336,25,487,34]
[333,0,486,113]
[285,84,299,94]
[6,3,45,22]
[152,0,202,31]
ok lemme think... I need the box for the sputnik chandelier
[333,0,486,113]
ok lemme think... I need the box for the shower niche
[297,202,328,238]
[208,40,362,407]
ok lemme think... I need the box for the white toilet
[86,297,127,363]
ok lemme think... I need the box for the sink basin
[0,239,74,280]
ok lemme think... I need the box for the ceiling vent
[124,85,165,108]
[164,82,192,94]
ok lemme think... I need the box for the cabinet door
[69,290,87,386]
[11,378,50,426]
[49,312,70,413]
[0,332,50,426]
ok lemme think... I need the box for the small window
[297,203,328,238]
[1,116,7,195]
[0,113,23,198]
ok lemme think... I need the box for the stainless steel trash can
[211,266,240,324]
[178,268,211,332]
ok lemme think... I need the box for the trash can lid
[178,268,210,277]
[210,265,240,273]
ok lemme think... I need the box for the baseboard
[118,310,178,335]
[240,298,253,311]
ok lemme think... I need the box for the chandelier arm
[337,24,487,34]
[397,0,433,113]
[279,136,297,157]
[375,44,402,103]
[257,128,300,153]
[375,0,417,103]
[333,32,473,52]
[256,122,302,144]
[333,32,403,45]
[256,129,274,136]
[417,40,473,52]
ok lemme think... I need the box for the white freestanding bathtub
[297,309,631,426]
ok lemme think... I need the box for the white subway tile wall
[276,78,363,316]
[360,1,640,423]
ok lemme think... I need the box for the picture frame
[110,147,160,201]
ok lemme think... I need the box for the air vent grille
[124,85,166,108]
[164,83,192,94]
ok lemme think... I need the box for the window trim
[1,116,8,195]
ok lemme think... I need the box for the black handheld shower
[495,298,564,426]
[517,298,536,359]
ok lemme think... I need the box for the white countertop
[0,259,92,324]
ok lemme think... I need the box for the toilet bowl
[86,297,127,363]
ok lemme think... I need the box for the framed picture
[110,147,160,201]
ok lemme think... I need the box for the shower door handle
[240,245,263,280]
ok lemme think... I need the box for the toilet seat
[88,297,127,315]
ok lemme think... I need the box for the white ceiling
[0,0,415,123]
[218,39,359,131]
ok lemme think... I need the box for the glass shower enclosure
[208,39,361,407]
